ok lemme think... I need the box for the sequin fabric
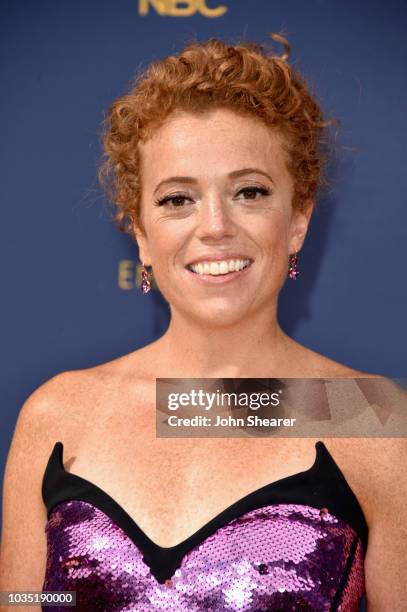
[42,500,365,611]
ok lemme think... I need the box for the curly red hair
[99,33,332,236]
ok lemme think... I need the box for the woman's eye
[155,194,192,208]
[237,186,271,200]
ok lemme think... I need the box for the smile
[187,258,252,276]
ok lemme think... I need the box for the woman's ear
[288,199,314,253]
[132,223,152,266]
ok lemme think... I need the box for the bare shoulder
[0,370,80,589]
[322,368,407,507]
[21,342,160,430]
[16,368,104,438]
[327,437,406,497]
[0,357,152,589]
[6,363,126,485]
[15,370,83,442]
[4,368,96,491]
[20,341,157,422]
[294,342,383,378]
[3,346,153,489]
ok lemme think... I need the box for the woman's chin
[176,301,253,328]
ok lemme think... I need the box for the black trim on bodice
[42,441,368,584]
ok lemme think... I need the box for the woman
[0,33,405,611]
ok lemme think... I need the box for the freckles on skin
[135,109,300,325]
[138,110,295,231]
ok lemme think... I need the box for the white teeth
[189,258,251,276]
[219,261,229,274]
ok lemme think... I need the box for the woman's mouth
[185,258,253,284]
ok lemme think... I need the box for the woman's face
[136,107,312,327]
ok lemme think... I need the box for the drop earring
[140,262,152,294]
[288,252,299,280]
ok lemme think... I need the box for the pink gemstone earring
[140,262,152,294]
[288,252,299,280]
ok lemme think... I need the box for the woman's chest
[62,420,321,548]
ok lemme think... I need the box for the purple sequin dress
[41,442,367,611]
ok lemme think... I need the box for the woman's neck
[155,308,295,378]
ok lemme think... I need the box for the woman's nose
[195,196,237,241]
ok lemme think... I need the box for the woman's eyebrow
[153,176,196,195]
[153,167,274,195]
[229,167,275,185]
